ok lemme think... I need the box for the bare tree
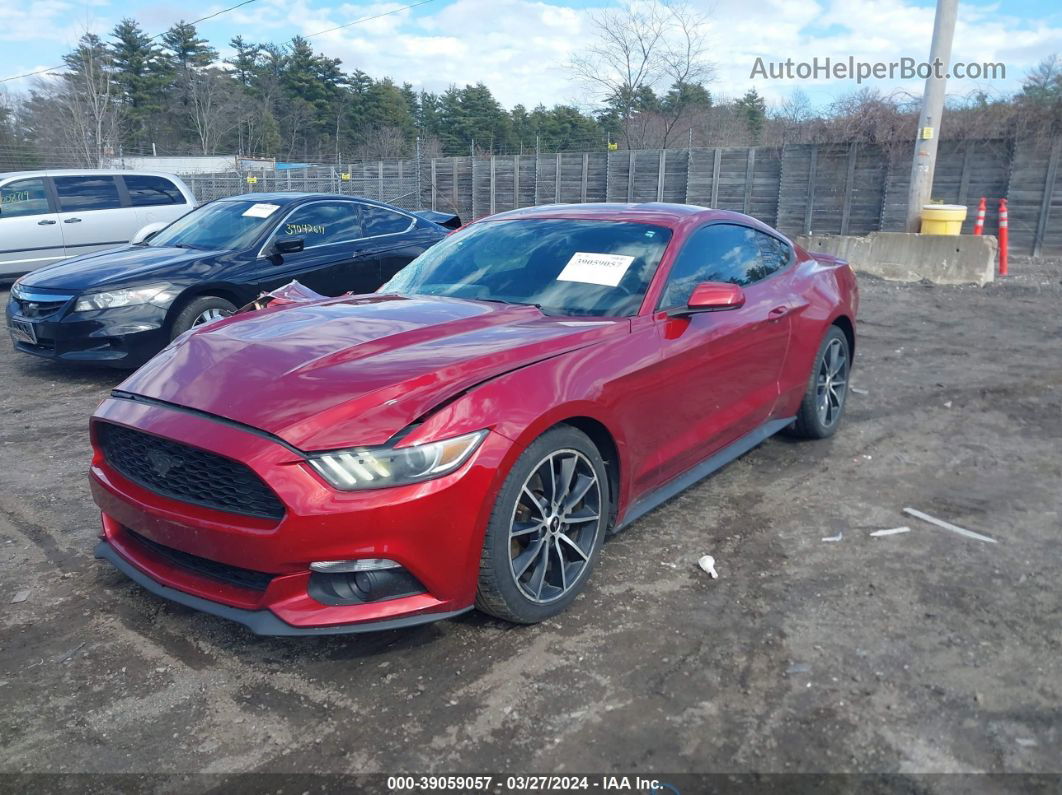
[40,34,120,167]
[571,0,712,148]
[774,88,814,145]
[656,3,713,146]
[355,126,409,160]
[189,68,238,155]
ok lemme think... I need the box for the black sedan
[5,193,456,368]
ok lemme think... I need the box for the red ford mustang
[89,203,858,635]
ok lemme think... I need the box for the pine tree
[162,22,218,71]
[735,88,767,145]
[226,36,261,88]
[110,18,168,150]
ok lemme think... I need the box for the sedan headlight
[308,430,487,491]
[74,284,180,312]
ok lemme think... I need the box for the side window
[54,176,122,211]
[275,202,363,247]
[0,178,51,218]
[360,204,412,236]
[751,231,792,278]
[123,175,186,206]
[659,224,789,308]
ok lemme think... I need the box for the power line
[0,0,260,85]
[0,0,439,85]
[305,0,440,39]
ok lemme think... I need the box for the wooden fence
[186,136,1062,256]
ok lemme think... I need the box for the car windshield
[148,200,281,250]
[380,219,673,317]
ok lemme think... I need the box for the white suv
[0,170,197,278]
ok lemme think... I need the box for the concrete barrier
[795,232,998,286]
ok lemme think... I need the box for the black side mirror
[273,237,304,255]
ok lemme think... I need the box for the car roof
[0,169,188,181]
[215,193,406,209]
[483,202,757,228]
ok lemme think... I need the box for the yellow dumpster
[920,204,968,235]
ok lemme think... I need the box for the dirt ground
[0,257,1059,783]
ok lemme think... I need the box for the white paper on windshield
[556,252,635,287]
[242,203,280,218]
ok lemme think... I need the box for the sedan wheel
[508,449,601,604]
[477,425,609,623]
[192,307,232,327]
[789,325,851,439]
[170,296,239,341]
[816,337,848,428]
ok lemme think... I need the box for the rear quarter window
[123,175,186,206]
[361,204,412,236]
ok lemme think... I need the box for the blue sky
[2,0,1060,109]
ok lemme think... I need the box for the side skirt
[615,416,794,532]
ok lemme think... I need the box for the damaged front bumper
[89,393,511,636]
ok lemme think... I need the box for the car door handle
[769,305,790,319]
[37,219,57,225]
[64,217,82,223]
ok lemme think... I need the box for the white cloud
[3,0,1060,107]
[710,0,1062,105]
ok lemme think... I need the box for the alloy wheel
[508,449,602,604]
[192,308,232,327]
[816,337,848,427]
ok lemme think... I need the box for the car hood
[23,245,227,291]
[118,294,627,450]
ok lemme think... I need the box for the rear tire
[475,425,609,624]
[789,326,850,439]
[170,296,237,340]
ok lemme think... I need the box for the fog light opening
[310,558,401,574]
[308,563,427,606]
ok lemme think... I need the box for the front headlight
[308,430,487,491]
[74,284,180,312]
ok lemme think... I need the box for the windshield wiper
[475,297,545,311]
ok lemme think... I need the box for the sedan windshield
[149,200,281,250]
[381,219,673,317]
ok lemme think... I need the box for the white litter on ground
[870,527,912,537]
[850,387,869,395]
[821,531,843,542]
[11,589,30,604]
[903,507,998,544]
[697,555,718,579]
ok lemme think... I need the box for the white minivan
[0,170,196,278]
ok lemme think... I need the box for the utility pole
[415,136,422,207]
[905,0,959,232]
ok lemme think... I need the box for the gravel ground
[0,257,1059,783]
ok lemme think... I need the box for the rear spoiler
[412,210,462,230]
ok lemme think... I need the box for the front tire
[170,296,237,340]
[475,425,609,624]
[789,325,850,439]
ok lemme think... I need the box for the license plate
[8,317,37,345]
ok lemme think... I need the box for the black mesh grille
[127,529,274,592]
[14,297,70,319]
[96,422,285,520]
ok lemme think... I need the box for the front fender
[402,347,635,577]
